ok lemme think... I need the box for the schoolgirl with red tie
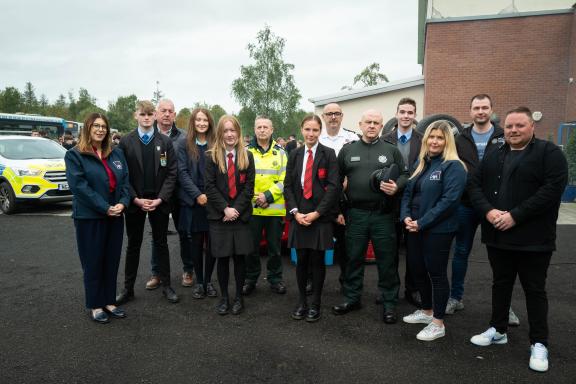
[205,115,255,315]
[284,114,341,322]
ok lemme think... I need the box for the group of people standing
[65,94,567,373]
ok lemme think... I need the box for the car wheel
[0,182,17,214]
[415,114,463,136]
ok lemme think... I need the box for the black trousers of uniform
[75,217,124,308]
[124,208,171,290]
[394,221,417,294]
[297,249,326,307]
[487,246,552,346]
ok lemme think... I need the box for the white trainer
[470,327,508,346]
[529,343,549,372]
[403,309,433,324]
[445,298,464,315]
[509,307,520,326]
[416,322,445,341]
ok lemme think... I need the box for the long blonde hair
[208,115,249,173]
[411,121,466,179]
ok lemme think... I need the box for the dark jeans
[75,217,124,308]
[181,231,215,286]
[151,204,188,274]
[450,204,480,301]
[406,231,454,320]
[246,216,283,284]
[124,209,171,289]
[487,247,551,346]
[296,249,326,307]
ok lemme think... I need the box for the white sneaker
[445,298,464,315]
[470,327,508,346]
[508,307,520,326]
[416,322,445,341]
[529,343,549,372]
[403,309,433,324]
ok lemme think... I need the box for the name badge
[430,170,442,181]
[112,161,123,170]
[160,152,167,167]
[351,156,360,162]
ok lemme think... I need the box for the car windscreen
[0,139,67,160]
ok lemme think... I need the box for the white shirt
[225,149,236,169]
[319,127,359,156]
[300,142,319,187]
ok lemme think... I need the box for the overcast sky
[1,0,422,114]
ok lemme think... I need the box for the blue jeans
[450,204,480,301]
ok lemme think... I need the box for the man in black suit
[116,100,179,304]
[382,97,422,307]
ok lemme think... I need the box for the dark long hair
[186,108,215,160]
[77,113,112,158]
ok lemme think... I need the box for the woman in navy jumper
[205,115,255,315]
[65,113,131,323]
[177,108,218,299]
[400,121,467,341]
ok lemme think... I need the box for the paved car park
[0,204,575,383]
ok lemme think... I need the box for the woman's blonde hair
[77,112,112,158]
[411,121,466,179]
[208,115,249,173]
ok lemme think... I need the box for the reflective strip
[255,169,280,175]
[267,203,285,210]
[275,182,284,192]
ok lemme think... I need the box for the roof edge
[426,8,574,24]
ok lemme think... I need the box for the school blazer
[205,150,255,223]
[118,128,177,214]
[283,143,341,223]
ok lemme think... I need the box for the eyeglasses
[92,124,108,130]
[323,112,342,118]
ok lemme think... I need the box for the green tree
[343,62,389,89]
[108,95,138,133]
[38,94,49,115]
[236,107,256,137]
[566,132,576,184]
[48,94,71,120]
[22,82,39,113]
[231,25,301,135]
[0,87,23,113]
[176,108,191,130]
[210,104,227,124]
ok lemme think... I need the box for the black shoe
[206,282,218,297]
[405,291,422,307]
[382,309,398,324]
[270,281,287,294]
[306,305,321,323]
[104,306,126,319]
[231,297,244,315]
[216,298,230,315]
[89,310,110,324]
[291,304,308,320]
[242,282,256,296]
[375,296,384,305]
[115,289,134,305]
[162,286,179,303]
[305,281,313,296]
[332,301,362,315]
[192,284,206,299]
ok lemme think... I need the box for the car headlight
[12,167,43,176]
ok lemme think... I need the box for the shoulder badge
[378,155,387,163]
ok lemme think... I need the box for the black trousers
[297,249,326,307]
[75,217,124,308]
[395,221,417,294]
[182,231,215,286]
[406,231,454,320]
[124,209,171,289]
[333,222,347,286]
[150,203,187,275]
[487,246,551,346]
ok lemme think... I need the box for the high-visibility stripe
[255,169,280,175]
[275,182,284,192]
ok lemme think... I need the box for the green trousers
[344,208,400,310]
[245,215,283,284]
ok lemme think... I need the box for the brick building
[421,2,576,140]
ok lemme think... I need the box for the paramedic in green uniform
[332,109,408,324]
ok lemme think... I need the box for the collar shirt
[301,142,319,187]
[226,149,236,169]
[397,128,413,143]
[319,127,359,156]
[138,126,154,140]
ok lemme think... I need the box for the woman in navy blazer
[177,108,218,299]
[65,113,131,324]
[284,114,341,322]
[205,115,255,315]
[400,121,467,340]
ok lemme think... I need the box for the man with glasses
[116,100,179,305]
[333,110,408,324]
[319,103,358,289]
[145,99,189,290]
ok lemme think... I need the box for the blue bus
[0,113,67,140]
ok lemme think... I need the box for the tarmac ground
[0,202,575,383]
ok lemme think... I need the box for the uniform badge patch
[112,161,122,170]
[430,171,442,181]
[378,155,387,163]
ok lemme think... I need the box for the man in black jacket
[116,100,179,304]
[468,107,568,372]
